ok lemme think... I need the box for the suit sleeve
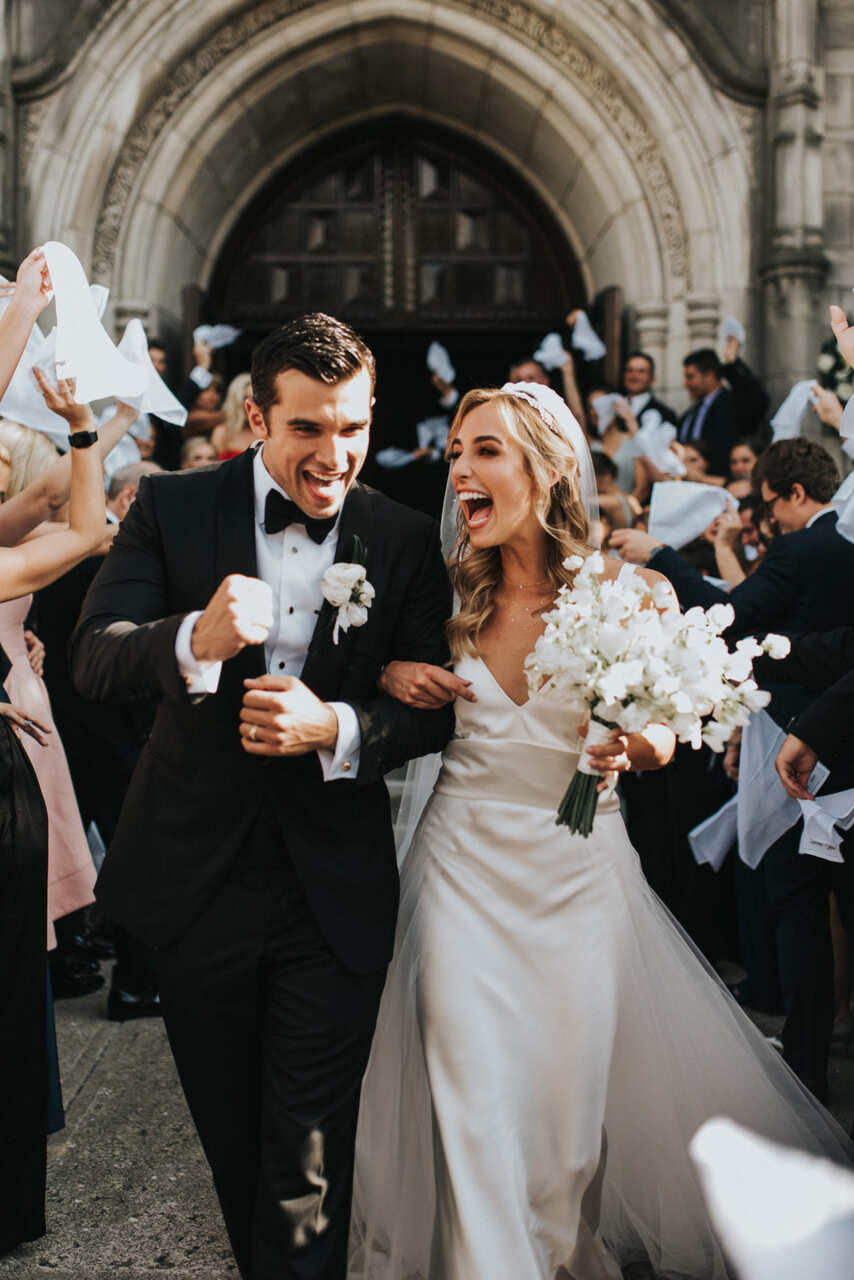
[69,476,191,706]
[754,626,854,690]
[350,523,455,783]
[722,358,770,436]
[793,667,854,762]
[652,539,797,640]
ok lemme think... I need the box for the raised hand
[714,510,742,550]
[0,248,53,318]
[830,304,854,372]
[811,383,843,431]
[191,574,273,663]
[240,674,338,756]
[32,368,96,431]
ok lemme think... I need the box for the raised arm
[0,401,138,546]
[0,248,53,398]
[0,373,105,600]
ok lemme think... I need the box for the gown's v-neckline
[475,654,530,710]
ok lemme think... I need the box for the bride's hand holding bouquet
[525,552,790,835]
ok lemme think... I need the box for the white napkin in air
[770,380,815,441]
[193,324,241,350]
[570,311,606,361]
[533,331,569,372]
[648,481,735,550]
[426,341,455,385]
[117,319,187,427]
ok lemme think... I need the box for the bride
[348,382,852,1280]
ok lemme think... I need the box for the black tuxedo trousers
[155,800,385,1280]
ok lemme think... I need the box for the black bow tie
[264,489,337,545]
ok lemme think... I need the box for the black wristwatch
[68,429,99,450]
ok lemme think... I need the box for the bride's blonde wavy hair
[446,387,591,659]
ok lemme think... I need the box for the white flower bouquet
[524,553,790,836]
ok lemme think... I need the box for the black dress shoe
[107,987,162,1022]
[69,930,117,960]
[52,966,106,1000]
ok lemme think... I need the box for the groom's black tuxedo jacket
[70,449,454,973]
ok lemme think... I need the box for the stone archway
[18,0,756,400]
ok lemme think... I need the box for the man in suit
[70,314,456,1280]
[621,350,678,429]
[611,438,854,1100]
[773,628,854,797]
[678,347,769,477]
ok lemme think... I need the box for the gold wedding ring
[248,724,258,741]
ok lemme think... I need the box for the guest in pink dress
[0,594,94,948]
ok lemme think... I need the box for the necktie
[680,405,700,443]
[264,489,336,545]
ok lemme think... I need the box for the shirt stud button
[291,546,298,554]
[288,606,294,615]
[278,661,285,670]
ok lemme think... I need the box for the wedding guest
[611,437,854,1101]
[39,469,162,1024]
[107,461,162,524]
[621,350,678,428]
[180,435,218,469]
[509,318,586,430]
[587,389,641,494]
[0,419,59,494]
[211,373,254,459]
[145,337,183,472]
[678,345,769,477]
[185,375,225,438]
[729,436,764,481]
[0,287,107,1255]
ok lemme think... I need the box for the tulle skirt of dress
[349,777,854,1280]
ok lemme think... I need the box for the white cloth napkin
[720,315,745,345]
[770,380,815,441]
[426,341,455,385]
[629,420,685,476]
[691,1119,854,1280]
[193,323,241,350]
[590,392,620,433]
[532,331,569,372]
[39,242,147,405]
[117,319,187,427]
[648,481,735,549]
[570,311,606,361]
[688,708,854,871]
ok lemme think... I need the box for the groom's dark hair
[251,313,376,418]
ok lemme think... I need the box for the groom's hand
[240,674,339,756]
[191,575,273,662]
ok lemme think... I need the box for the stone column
[685,296,720,350]
[634,301,670,376]
[760,0,827,401]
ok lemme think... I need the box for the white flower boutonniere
[321,536,375,644]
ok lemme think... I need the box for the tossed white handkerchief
[415,415,449,454]
[570,311,606,361]
[631,420,685,476]
[426,341,455,385]
[193,323,241,350]
[590,392,620,433]
[735,709,828,869]
[720,315,745,346]
[770,380,814,441]
[689,795,737,871]
[691,1119,854,1280]
[117,319,187,427]
[840,393,854,442]
[798,791,854,863]
[533,331,569,372]
[39,242,147,404]
[648,481,735,550]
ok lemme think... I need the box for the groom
[70,314,454,1279]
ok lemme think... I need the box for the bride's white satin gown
[349,654,852,1279]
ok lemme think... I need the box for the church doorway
[207,115,587,510]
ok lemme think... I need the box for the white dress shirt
[174,446,361,781]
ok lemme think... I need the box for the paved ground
[2,974,853,1279]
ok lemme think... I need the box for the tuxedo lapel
[300,483,376,699]
[215,450,265,686]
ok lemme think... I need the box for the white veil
[394,381,599,862]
